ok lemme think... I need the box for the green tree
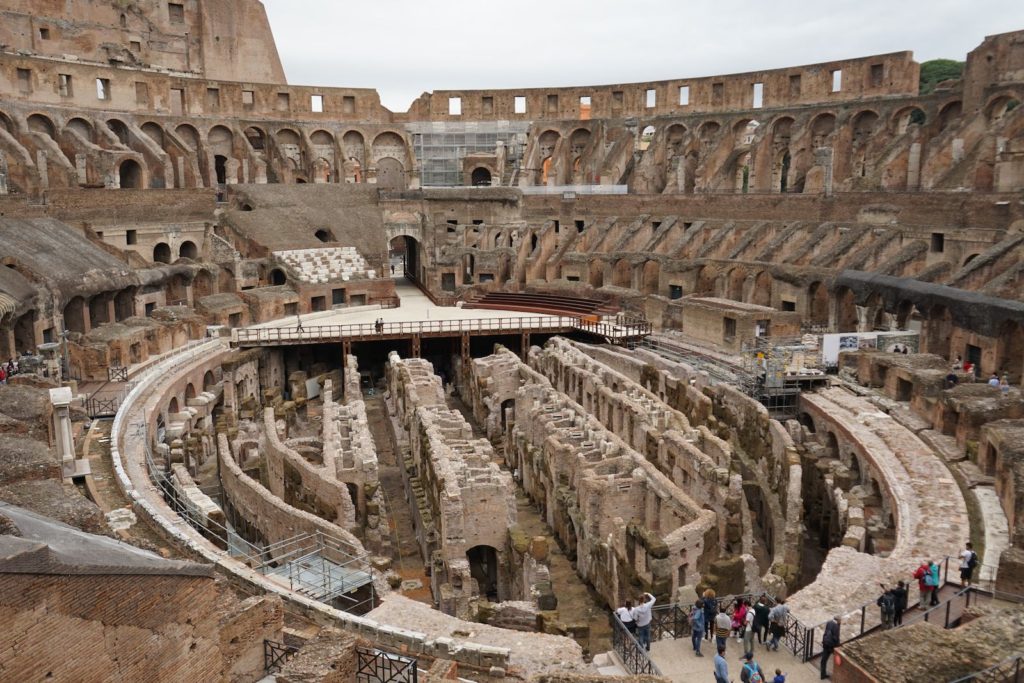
[919,59,965,95]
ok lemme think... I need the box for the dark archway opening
[389,235,419,281]
[153,243,171,264]
[270,268,287,286]
[119,159,143,189]
[466,545,499,601]
[471,167,492,186]
[179,240,198,260]
[214,155,228,185]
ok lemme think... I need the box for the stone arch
[107,118,129,145]
[314,228,335,243]
[342,130,365,162]
[168,396,179,415]
[244,126,266,151]
[851,110,879,144]
[63,296,86,334]
[696,265,717,294]
[27,113,56,139]
[611,259,632,288]
[892,106,927,134]
[389,234,419,280]
[192,271,214,299]
[996,319,1024,383]
[175,124,199,150]
[986,95,1021,122]
[666,124,687,156]
[835,285,858,332]
[750,271,772,307]
[697,121,721,139]
[963,253,980,266]
[925,304,953,359]
[179,240,198,260]
[569,127,591,153]
[209,125,234,147]
[810,113,837,147]
[865,292,887,330]
[153,242,171,264]
[66,117,93,142]
[376,157,406,190]
[471,167,492,186]
[639,125,656,151]
[269,268,287,285]
[641,260,660,295]
[726,266,747,301]
[141,122,164,146]
[895,300,915,330]
[118,159,143,189]
[938,100,963,131]
[114,288,136,321]
[466,545,499,600]
[0,109,14,135]
[185,383,196,401]
[310,129,334,146]
[732,118,758,147]
[588,259,604,288]
[808,281,829,325]
[371,131,407,164]
[203,370,216,391]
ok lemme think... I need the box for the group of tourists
[0,358,18,384]
[946,355,1012,395]
[613,592,657,651]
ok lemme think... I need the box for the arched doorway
[269,268,287,285]
[835,286,858,332]
[63,297,86,334]
[119,159,143,189]
[153,243,171,264]
[389,235,419,280]
[203,370,216,391]
[589,260,605,288]
[925,304,953,359]
[466,545,499,600]
[611,259,632,288]
[376,157,405,190]
[751,271,773,307]
[808,282,829,325]
[214,155,228,185]
[471,167,492,186]
[641,260,661,295]
[179,240,198,259]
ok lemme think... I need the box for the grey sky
[262,0,1024,112]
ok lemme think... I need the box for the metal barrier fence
[950,654,1024,682]
[610,614,660,676]
[263,639,298,673]
[355,646,418,683]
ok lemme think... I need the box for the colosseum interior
[0,2,1023,682]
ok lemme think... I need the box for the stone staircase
[273,247,375,283]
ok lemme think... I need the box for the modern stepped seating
[463,292,616,318]
[273,247,375,284]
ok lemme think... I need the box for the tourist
[960,541,979,587]
[913,560,931,608]
[742,604,755,658]
[690,599,705,656]
[928,560,941,606]
[632,592,656,651]
[0,365,5,384]
[615,600,636,635]
[739,652,764,683]
[714,645,729,683]
[946,370,959,388]
[295,314,303,332]
[715,606,732,652]
[989,372,1001,388]
[963,359,974,376]
[703,589,718,641]
[731,598,748,639]
[876,585,895,629]
[1001,374,1011,397]
[773,669,786,683]
[767,598,789,651]
[953,354,963,370]
[820,615,841,680]
[891,581,908,627]
[375,317,384,334]
[753,595,770,644]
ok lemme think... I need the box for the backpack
[877,592,894,615]
[967,551,978,570]
[744,663,764,683]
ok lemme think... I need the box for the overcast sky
[262,0,1024,112]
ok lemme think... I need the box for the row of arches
[152,241,199,264]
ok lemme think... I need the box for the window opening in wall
[472,219,484,225]
[831,69,843,92]
[553,220,560,233]
[723,317,737,341]
[16,68,31,94]
[752,82,764,108]
[311,94,324,112]
[206,87,220,110]
[612,90,624,108]
[96,78,110,100]
[283,302,297,316]
[567,275,580,282]
[669,285,683,300]
[579,96,591,119]
[679,85,690,105]
[481,96,493,114]
[126,229,137,245]
[170,87,185,114]
[276,92,290,111]
[168,3,184,23]
[342,95,355,114]
[781,300,796,311]
[38,28,50,40]
[228,313,241,327]
[58,74,73,98]
[930,232,945,253]
[441,272,456,291]
[645,88,657,108]
[575,220,585,232]
[331,288,346,306]
[448,97,462,115]
[712,82,724,105]
[789,74,802,97]
[135,82,149,105]
[870,63,884,87]
[242,90,254,107]
[514,96,526,114]
[311,296,326,312]
[144,302,156,316]
[547,94,559,112]
[130,40,141,52]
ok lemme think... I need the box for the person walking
[615,600,636,636]
[928,560,941,606]
[891,581,908,627]
[913,560,931,608]
[767,598,789,652]
[714,645,730,683]
[731,598,748,639]
[1001,375,1011,397]
[876,585,895,629]
[715,606,732,652]
[703,589,718,641]
[820,615,841,680]
[632,592,656,651]
[742,605,756,658]
[295,314,303,332]
[739,652,765,683]
[753,596,770,644]
[960,542,979,587]
[690,599,705,657]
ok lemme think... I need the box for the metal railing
[950,653,1024,682]
[610,614,661,676]
[355,646,418,683]
[263,639,298,673]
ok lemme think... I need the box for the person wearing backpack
[739,652,765,683]
[913,560,931,608]
[876,586,895,629]
[959,542,979,587]
[927,560,941,606]
[891,581,908,626]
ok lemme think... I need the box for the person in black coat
[820,615,841,680]
[891,581,908,626]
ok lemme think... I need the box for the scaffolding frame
[407,121,529,187]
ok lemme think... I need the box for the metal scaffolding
[407,121,528,187]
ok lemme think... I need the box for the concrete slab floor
[650,635,823,683]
